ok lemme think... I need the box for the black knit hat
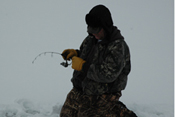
[85,5,113,35]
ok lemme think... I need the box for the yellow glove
[61,49,78,60]
[72,56,86,71]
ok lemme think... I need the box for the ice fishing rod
[32,52,71,67]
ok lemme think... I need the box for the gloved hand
[72,56,86,71]
[61,49,78,60]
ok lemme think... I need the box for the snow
[0,99,173,117]
[0,99,61,117]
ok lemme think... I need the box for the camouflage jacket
[71,27,131,95]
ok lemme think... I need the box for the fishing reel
[60,52,72,67]
[60,60,71,67]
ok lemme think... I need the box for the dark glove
[72,56,86,71]
[61,49,78,60]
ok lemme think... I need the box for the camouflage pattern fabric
[71,27,131,95]
[60,88,137,117]
[60,88,81,117]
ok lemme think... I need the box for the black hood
[110,26,124,41]
[85,5,114,37]
[99,26,124,45]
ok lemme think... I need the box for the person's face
[92,28,105,40]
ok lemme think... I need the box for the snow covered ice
[0,99,173,117]
[0,99,62,117]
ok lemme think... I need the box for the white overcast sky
[0,0,173,105]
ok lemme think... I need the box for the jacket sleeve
[87,41,126,83]
[76,36,90,57]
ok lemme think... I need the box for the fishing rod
[32,51,71,67]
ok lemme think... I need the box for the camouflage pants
[60,88,137,117]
